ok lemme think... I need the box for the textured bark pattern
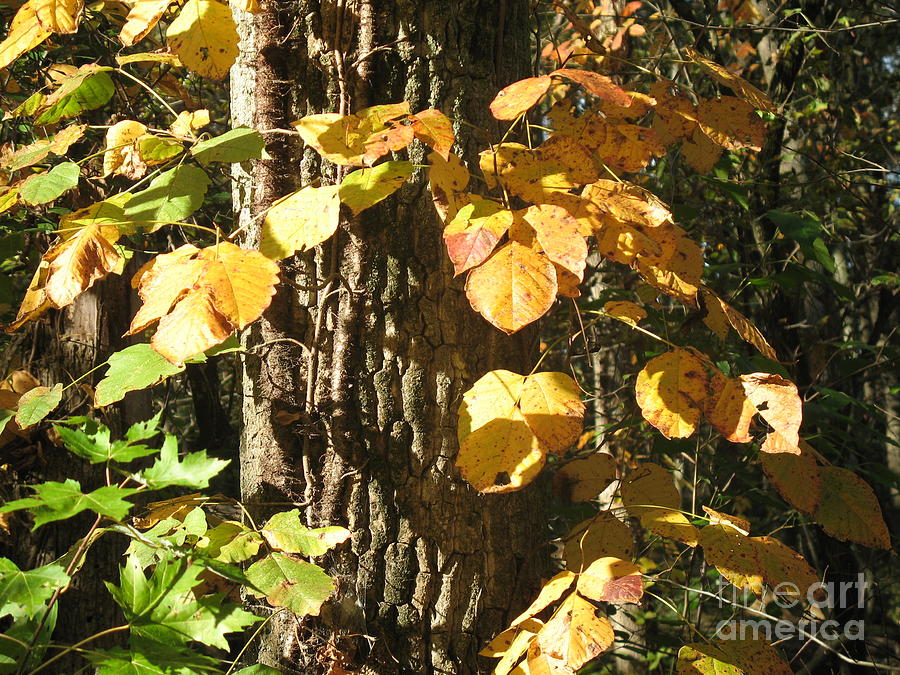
[232,1,549,672]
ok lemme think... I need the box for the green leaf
[0,479,139,528]
[202,520,263,562]
[94,344,188,407]
[767,209,835,273]
[246,552,334,616]
[138,135,184,163]
[107,555,259,650]
[54,415,160,464]
[89,646,220,675]
[0,603,56,672]
[0,558,69,619]
[18,162,80,205]
[232,666,283,675]
[122,165,210,231]
[34,68,115,125]
[138,434,229,489]
[338,160,414,215]
[14,383,62,429]
[190,127,265,164]
[260,509,350,556]
[0,410,14,437]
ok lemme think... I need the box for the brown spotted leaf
[408,108,454,159]
[677,639,792,675]
[760,438,821,514]
[536,593,614,671]
[739,373,802,447]
[683,46,777,113]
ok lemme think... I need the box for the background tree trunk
[231,1,549,672]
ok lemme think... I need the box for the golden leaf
[683,46,777,113]
[169,109,211,138]
[563,512,633,572]
[697,96,767,151]
[603,300,646,326]
[634,224,703,305]
[33,0,84,33]
[518,371,584,454]
[509,571,576,628]
[443,199,512,276]
[814,466,890,550]
[681,125,722,173]
[550,68,631,107]
[635,349,708,439]
[43,223,121,308]
[536,593,614,671]
[465,241,557,334]
[649,80,697,145]
[408,108,454,159]
[489,75,553,120]
[0,1,52,70]
[428,151,470,223]
[554,452,617,503]
[120,0,172,45]
[166,0,238,80]
[103,120,149,179]
[260,185,341,259]
[739,373,802,447]
[704,370,755,443]
[760,439,821,514]
[521,204,587,280]
[127,242,279,363]
[622,463,699,546]
[577,557,643,605]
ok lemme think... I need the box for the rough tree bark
[230,1,548,672]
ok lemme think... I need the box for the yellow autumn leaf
[681,125,722,174]
[43,223,121,308]
[703,370,756,443]
[408,108,454,159]
[520,204,587,281]
[635,348,708,439]
[166,0,238,80]
[739,373,802,447]
[103,120,149,179]
[0,1,52,70]
[169,109,211,138]
[603,300,646,326]
[576,557,643,605]
[260,185,341,259]
[456,416,545,494]
[126,242,279,363]
[683,46,777,113]
[563,512,634,572]
[443,199,512,276]
[7,262,53,331]
[697,96,767,151]
[428,150,470,223]
[465,241,557,334]
[699,287,777,360]
[120,0,172,46]
[759,437,821,514]
[621,463,699,546]
[554,452,617,503]
[33,0,84,33]
[508,571,576,628]
[814,466,890,550]
[518,371,584,453]
[635,224,704,305]
[457,369,525,443]
[536,593,614,671]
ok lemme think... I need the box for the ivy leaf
[621,463,698,546]
[0,558,69,619]
[246,552,335,616]
[338,160,414,215]
[166,0,238,80]
[260,185,341,259]
[122,165,210,232]
[14,383,63,429]
[126,242,279,364]
[191,127,265,164]
[260,509,350,556]
[137,434,228,489]
[19,162,80,205]
[0,479,139,528]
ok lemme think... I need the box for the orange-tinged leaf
[564,512,633,571]
[677,639,792,675]
[814,466,890,550]
[635,224,703,305]
[592,122,665,174]
[635,349,708,439]
[739,373,802,447]
[465,241,557,334]
[621,463,699,546]
[456,416,545,493]
[599,91,656,120]
[554,265,581,298]
[428,151,469,223]
[166,0,238,80]
[33,0,84,33]
[760,438,821,513]
[550,68,631,107]
[697,96,767,152]
[587,179,672,229]
[408,108,454,159]
[577,557,643,604]
[127,242,279,364]
[702,506,750,534]
[480,136,597,204]
[700,525,818,598]
[683,46,777,113]
[120,0,172,46]
[43,223,121,308]
[518,371,584,454]
[699,288,777,360]
[554,453,617,503]
[490,75,553,120]
[536,593,614,671]
[704,371,755,443]
[487,619,543,675]
[0,1,52,70]
[7,263,52,331]
[681,126,722,173]
[103,120,149,179]
[603,300,646,326]
[170,109,211,138]
[443,200,512,275]
[510,571,576,627]
[521,204,587,280]
[260,184,341,259]
[649,80,697,145]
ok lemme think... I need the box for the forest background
[0,0,897,674]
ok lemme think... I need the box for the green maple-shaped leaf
[0,558,69,619]
[55,413,161,464]
[246,553,334,616]
[107,555,259,650]
[137,434,229,489]
[0,479,139,528]
[89,645,219,675]
[260,509,350,557]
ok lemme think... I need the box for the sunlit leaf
[697,96,767,152]
[536,593,613,671]
[245,553,334,616]
[0,1,52,71]
[603,300,646,326]
[814,466,890,550]
[759,438,821,514]
[0,558,69,619]
[94,343,188,407]
[554,452,616,503]
[677,639,791,675]
[739,373,802,447]
[14,383,62,429]
[408,108,454,159]
[508,571,575,627]
[122,165,210,231]
[338,160,414,215]
[19,161,80,205]
[260,184,341,258]
[33,65,115,125]
[521,204,587,281]
[191,127,265,164]
[33,0,84,34]
[138,434,229,488]
[683,46,777,113]
[621,463,698,546]
[518,371,584,453]
[260,509,350,557]
[120,0,173,46]
[166,0,238,80]
[550,68,631,107]
[564,512,633,572]
[577,557,642,604]
[443,199,512,276]
[103,120,148,179]
[0,479,139,528]
[635,349,708,439]
[704,370,755,443]
[489,75,553,120]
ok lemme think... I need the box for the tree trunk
[231,1,548,672]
